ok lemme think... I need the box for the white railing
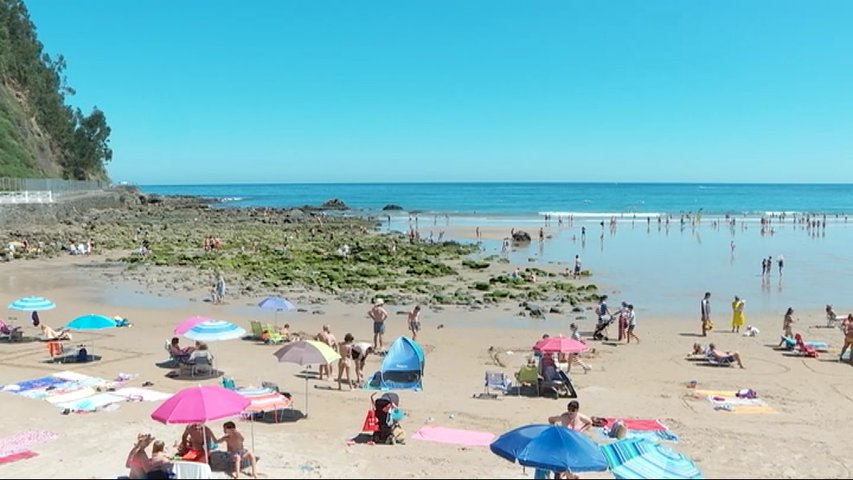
[0,191,54,204]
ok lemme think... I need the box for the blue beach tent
[365,337,425,391]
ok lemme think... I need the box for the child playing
[216,421,257,479]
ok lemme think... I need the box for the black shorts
[352,350,362,361]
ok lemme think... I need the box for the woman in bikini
[547,400,592,432]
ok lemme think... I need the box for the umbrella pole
[304,376,309,418]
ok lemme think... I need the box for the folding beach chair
[474,371,512,399]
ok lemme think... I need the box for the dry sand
[0,255,851,479]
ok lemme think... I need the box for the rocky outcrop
[320,199,348,210]
[382,204,403,211]
[512,231,532,243]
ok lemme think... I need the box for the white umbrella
[272,340,341,417]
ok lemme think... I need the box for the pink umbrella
[151,385,249,424]
[151,385,250,462]
[533,335,589,354]
[174,316,212,335]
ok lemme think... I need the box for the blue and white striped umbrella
[183,320,246,342]
[258,296,295,312]
[601,438,703,479]
[8,297,56,311]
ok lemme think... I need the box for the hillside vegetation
[0,0,112,181]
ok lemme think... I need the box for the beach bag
[362,409,379,432]
[76,347,88,363]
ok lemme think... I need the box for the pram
[373,393,405,445]
[592,314,614,340]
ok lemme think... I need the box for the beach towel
[603,418,668,431]
[596,427,679,443]
[56,392,125,412]
[45,387,97,405]
[0,450,38,465]
[702,392,777,414]
[1,376,64,393]
[0,431,58,457]
[113,388,173,402]
[410,426,495,447]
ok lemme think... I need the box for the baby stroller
[592,314,614,341]
[373,393,405,445]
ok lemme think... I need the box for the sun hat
[375,298,384,305]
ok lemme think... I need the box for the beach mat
[596,427,679,443]
[0,431,58,457]
[56,392,126,412]
[603,418,668,431]
[411,426,495,446]
[700,391,777,414]
[0,450,38,465]
[113,387,173,402]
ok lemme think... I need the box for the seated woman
[126,433,173,480]
[826,304,840,327]
[40,324,72,341]
[169,337,194,362]
[707,343,745,368]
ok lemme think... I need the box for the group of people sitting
[169,338,214,365]
[126,422,256,479]
[690,343,745,368]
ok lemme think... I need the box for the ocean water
[140,183,853,320]
[141,182,853,216]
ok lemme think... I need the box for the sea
[141,183,853,324]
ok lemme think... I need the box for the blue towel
[596,427,679,443]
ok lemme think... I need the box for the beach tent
[365,337,425,391]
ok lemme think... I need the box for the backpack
[76,347,88,363]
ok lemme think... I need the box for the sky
[24,0,853,184]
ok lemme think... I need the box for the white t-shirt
[628,310,637,327]
[352,342,372,355]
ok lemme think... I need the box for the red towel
[604,418,667,431]
[0,450,38,464]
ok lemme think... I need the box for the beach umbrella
[258,296,295,323]
[601,438,703,479]
[65,314,117,331]
[183,320,246,342]
[533,335,589,354]
[272,340,341,417]
[151,385,250,462]
[8,297,55,311]
[490,424,608,473]
[174,316,213,335]
[237,386,293,448]
[64,314,118,360]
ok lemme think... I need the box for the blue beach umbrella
[490,424,608,473]
[184,320,246,342]
[8,297,56,311]
[601,438,703,479]
[258,296,295,323]
[66,314,117,331]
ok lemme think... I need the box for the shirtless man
[177,423,215,462]
[547,400,592,432]
[708,343,745,368]
[317,325,337,380]
[337,333,355,390]
[216,421,256,479]
[368,298,389,352]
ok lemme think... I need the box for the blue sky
[25,0,853,184]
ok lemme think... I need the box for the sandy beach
[1,251,851,480]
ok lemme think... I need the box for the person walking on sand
[731,296,745,333]
[337,334,355,390]
[368,298,389,352]
[625,304,640,344]
[701,292,712,336]
[407,305,421,341]
[840,314,853,363]
[216,421,257,479]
